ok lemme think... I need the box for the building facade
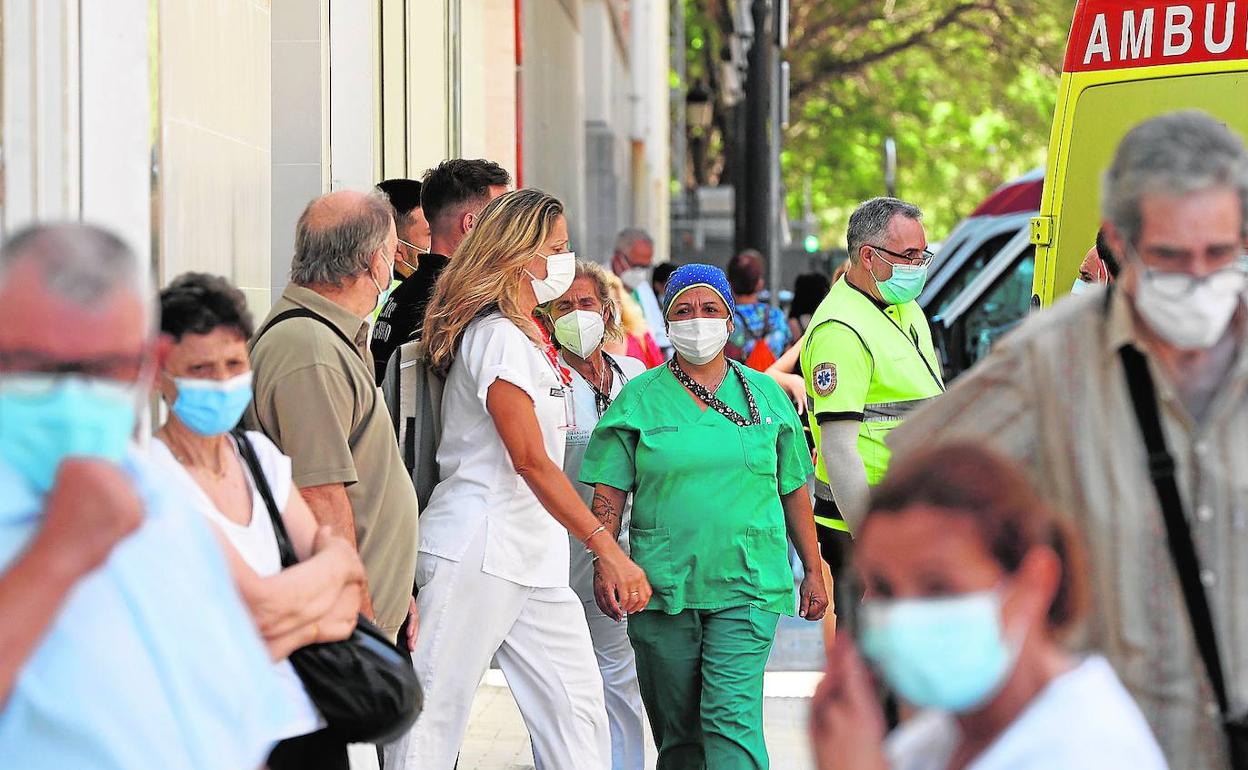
[0,0,669,315]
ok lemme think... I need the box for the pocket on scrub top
[740,419,781,477]
[628,525,676,591]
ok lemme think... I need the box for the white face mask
[554,310,606,359]
[1134,267,1247,349]
[1070,278,1093,296]
[668,317,730,365]
[620,266,649,291]
[528,251,576,305]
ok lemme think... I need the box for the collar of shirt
[281,284,372,357]
[846,275,891,311]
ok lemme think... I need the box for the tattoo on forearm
[591,491,621,537]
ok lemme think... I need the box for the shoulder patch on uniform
[813,362,837,396]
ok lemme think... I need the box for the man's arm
[0,461,142,707]
[821,421,872,531]
[299,483,374,619]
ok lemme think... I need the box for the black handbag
[1119,345,1248,766]
[233,429,422,745]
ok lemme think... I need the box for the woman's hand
[314,581,363,644]
[810,636,888,770]
[312,526,366,586]
[799,568,829,621]
[770,371,808,414]
[592,551,652,621]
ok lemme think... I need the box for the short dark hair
[789,272,831,320]
[159,272,254,342]
[1095,227,1120,278]
[377,178,423,222]
[420,159,511,234]
[726,249,765,296]
[867,443,1088,638]
[652,262,678,286]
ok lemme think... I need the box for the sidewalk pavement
[454,613,827,770]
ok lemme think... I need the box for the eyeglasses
[868,244,935,268]
[1140,264,1248,299]
[0,350,150,395]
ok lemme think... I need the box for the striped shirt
[890,285,1248,770]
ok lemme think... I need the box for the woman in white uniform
[410,189,652,770]
[540,260,648,770]
[809,444,1168,770]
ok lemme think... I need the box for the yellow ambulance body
[1031,0,1248,305]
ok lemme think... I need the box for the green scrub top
[580,362,814,616]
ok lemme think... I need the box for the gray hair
[1103,110,1248,246]
[0,223,154,325]
[846,197,923,263]
[614,227,653,255]
[289,190,394,287]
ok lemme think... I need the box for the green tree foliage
[682,0,1075,244]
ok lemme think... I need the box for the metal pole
[670,0,687,215]
[737,0,772,257]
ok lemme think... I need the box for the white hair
[1103,110,1248,245]
[0,222,155,328]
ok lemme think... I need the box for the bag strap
[1118,344,1231,716]
[257,308,357,352]
[232,429,299,570]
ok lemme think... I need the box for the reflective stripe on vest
[863,396,942,422]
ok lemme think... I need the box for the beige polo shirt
[246,285,418,638]
[889,286,1248,770]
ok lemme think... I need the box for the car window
[930,231,1015,319]
[959,250,1035,369]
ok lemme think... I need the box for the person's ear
[1102,221,1128,265]
[462,211,476,235]
[150,335,175,400]
[1005,546,1061,633]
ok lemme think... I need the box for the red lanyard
[535,317,572,387]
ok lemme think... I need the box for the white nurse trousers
[568,538,647,770]
[408,526,611,770]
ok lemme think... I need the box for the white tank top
[151,431,323,738]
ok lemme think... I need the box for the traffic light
[803,234,819,253]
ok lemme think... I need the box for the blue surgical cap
[661,264,736,317]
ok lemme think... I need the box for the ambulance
[1031,0,1248,305]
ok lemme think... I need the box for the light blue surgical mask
[0,374,140,494]
[875,262,929,305]
[860,588,1017,712]
[170,371,253,436]
[1070,278,1093,295]
[372,257,396,313]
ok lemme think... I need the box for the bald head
[290,189,395,287]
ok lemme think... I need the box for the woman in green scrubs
[581,263,828,770]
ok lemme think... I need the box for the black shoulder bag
[233,429,422,745]
[1119,345,1248,765]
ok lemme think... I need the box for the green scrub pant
[627,605,780,770]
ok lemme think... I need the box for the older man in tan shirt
[891,111,1248,770]
[247,190,419,645]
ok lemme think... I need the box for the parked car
[921,170,1042,380]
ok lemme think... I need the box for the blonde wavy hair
[424,189,565,374]
[537,260,625,347]
[602,271,649,339]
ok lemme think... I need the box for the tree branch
[790,0,1001,101]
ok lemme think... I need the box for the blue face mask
[860,588,1016,712]
[170,371,253,436]
[0,374,139,494]
[875,262,929,305]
